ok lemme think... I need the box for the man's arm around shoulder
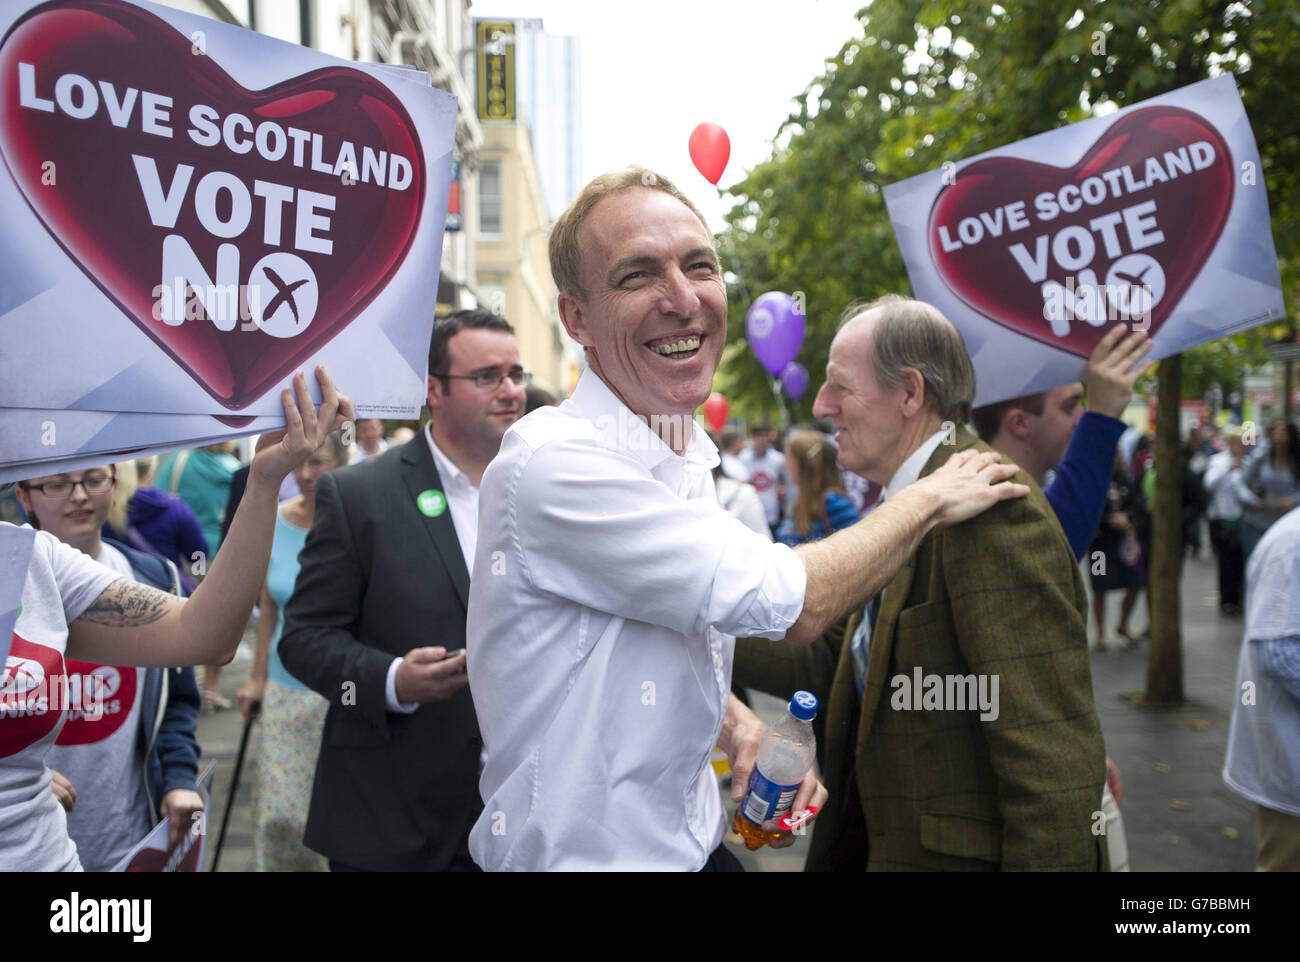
[786,450,1029,645]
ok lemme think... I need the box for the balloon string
[771,375,791,430]
[715,186,755,317]
[715,186,789,428]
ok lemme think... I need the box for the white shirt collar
[425,423,474,491]
[565,369,719,472]
[884,427,950,502]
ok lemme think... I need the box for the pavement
[1087,549,1257,872]
[196,547,1257,872]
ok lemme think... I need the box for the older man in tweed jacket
[735,295,1107,871]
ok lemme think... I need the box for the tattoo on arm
[78,579,173,628]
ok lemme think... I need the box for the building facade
[156,2,590,394]
[473,16,583,395]
[475,120,564,393]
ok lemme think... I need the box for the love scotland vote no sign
[0,0,456,420]
[883,74,1285,408]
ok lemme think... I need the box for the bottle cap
[789,690,818,721]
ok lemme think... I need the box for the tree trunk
[1146,353,1184,705]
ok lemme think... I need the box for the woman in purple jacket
[118,457,209,583]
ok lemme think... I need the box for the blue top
[776,491,859,547]
[1045,411,1128,561]
[266,511,310,691]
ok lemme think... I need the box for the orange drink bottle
[731,691,818,850]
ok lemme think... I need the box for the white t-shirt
[715,476,771,539]
[46,543,152,872]
[0,526,122,872]
[350,439,389,464]
[1224,507,1300,815]
[738,447,787,526]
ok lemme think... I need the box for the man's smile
[645,331,703,360]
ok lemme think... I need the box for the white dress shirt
[738,446,787,526]
[883,428,950,501]
[349,438,389,464]
[426,426,481,572]
[382,427,480,713]
[466,371,807,870]
[720,451,750,482]
[1204,449,1255,522]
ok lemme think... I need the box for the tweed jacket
[734,427,1107,871]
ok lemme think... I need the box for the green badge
[417,489,447,518]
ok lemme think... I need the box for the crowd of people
[3,164,1298,872]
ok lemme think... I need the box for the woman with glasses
[235,431,350,871]
[0,368,351,872]
[15,464,203,871]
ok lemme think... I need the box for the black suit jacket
[279,436,482,871]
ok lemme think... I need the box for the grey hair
[840,294,975,423]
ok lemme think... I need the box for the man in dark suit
[735,295,1107,871]
[279,309,527,871]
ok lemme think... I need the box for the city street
[197,544,1257,872]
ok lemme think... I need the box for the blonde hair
[788,431,846,536]
[134,455,158,485]
[107,460,139,536]
[549,166,709,297]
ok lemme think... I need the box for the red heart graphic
[928,106,1233,357]
[0,0,424,409]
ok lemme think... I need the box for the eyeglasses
[20,473,115,498]
[439,369,532,390]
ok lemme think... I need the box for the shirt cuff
[385,657,419,714]
[713,536,807,640]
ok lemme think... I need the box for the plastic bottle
[730,691,818,850]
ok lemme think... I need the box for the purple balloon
[746,291,805,376]
[781,362,810,401]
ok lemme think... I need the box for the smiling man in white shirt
[466,168,1029,871]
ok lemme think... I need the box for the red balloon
[688,122,730,186]
[702,392,729,432]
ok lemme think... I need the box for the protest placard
[0,524,36,666]
[111,760,215,871]
[0,428,267,485]
[0,0,454,418]
[0,408,280,483]
[883,74,1285,407]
